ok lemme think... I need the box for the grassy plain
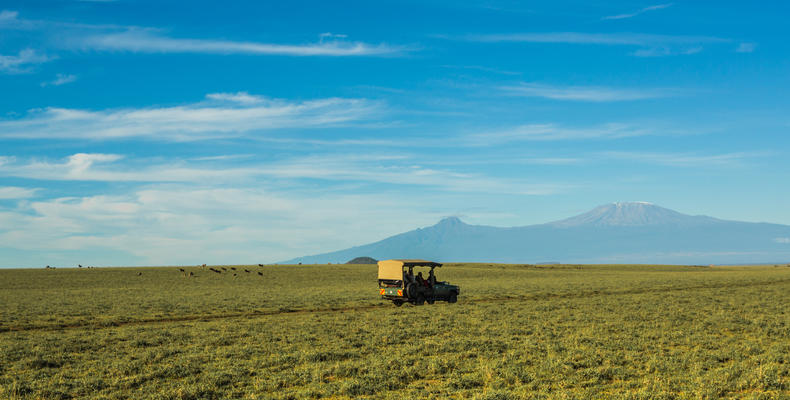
[1,263,789,399]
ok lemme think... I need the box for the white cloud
[467,123,651,144]
[463,32,727,57]
[319,32,348,42]
[0,10,18,22]
[0,94,381,141]
[632,46,702,57]
[736,42,756,53]
[0,186,479,265]
[466,32,727,46]
[40,73,78,87]
[205,92,264,104]
[0,152,567,197]
[775,238,790,244]
[499,83,677,102]
[0,186,39,199]
[74,29,407,57]
[0,49,52,73]
[601,151,761,167]
[602,3,673,20]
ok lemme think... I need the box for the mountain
[282,202,790,265]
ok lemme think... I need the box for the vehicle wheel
[406,283,419,299]
[427,297,435,305]
[448,292,457,303]
[414,294,425,306]
[393,300,404,307]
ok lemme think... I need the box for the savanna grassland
[1,263,789,399]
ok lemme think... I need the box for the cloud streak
[601,151,763,167]
[462,31,727,57]
[602,3,673,20]
[40,73,78,86]
[499,83,678,102]
[466,123,652,144]
[0,186,39,199]
[0,49,52,73]
[466,32,727,46]
[0,153,567,196]
[0,94,381,141]
[73,29,408,57]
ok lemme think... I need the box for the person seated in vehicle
[404,269,415,284]
[416,272,430,288]
[428,270,437,287]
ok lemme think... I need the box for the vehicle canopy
[377,259,443,280]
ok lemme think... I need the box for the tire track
[3,278,790,334]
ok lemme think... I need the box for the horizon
[2,1,789,267]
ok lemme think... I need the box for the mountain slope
[282,203,790,265]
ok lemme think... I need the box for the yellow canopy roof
[377,259,442,280]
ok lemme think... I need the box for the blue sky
[1,1,788,267]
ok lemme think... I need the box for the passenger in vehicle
[417,272,430,288]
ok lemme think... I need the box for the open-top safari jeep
[378,259,460,306]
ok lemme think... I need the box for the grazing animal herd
[42,263,269,280]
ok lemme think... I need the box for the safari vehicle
[378,259,460,306]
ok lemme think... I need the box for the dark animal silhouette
[78,264,83,268]
[231,267,236,271]
[244,269,250,273]
[221,267,227,271]
[258,264,264,267]
[257,272,263,276]
[137,272,142,276]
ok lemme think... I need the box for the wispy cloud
[0,186,39,199]
[632,46,702,57]
[0,153,567,196]
[204,91,265,104]
[73,29,408,57]
[601,151,762,167]
[0,94,381,141]
[466,123,652,144]
[462,31,727,57]
[466,32,727,46]
[440,64,521,76]
[499,83,678,102]
[775,238,790,244]
[40,73,78,87]
[0,49,52,73]
[736,42,756,53]
[602,3,673,20]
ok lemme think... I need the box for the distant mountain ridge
[282,202,790,265]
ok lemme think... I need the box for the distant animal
[244,269,250,273]
[202,264,207,268]
[78,264,83,268]
[179,268,185,272]
[258,264,264,267]
[221,267,227,271]
[298,262,302,265]
[189,271,194,277]
[233,273,237,277]
[231,267,236,271]
[137,272,142,276]
[257,272,263,276]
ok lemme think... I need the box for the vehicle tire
[427,297,435,305]
[448,292,458,303]
[406,283,419,299]
[393,300,404,307]
[414,294,425,306]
